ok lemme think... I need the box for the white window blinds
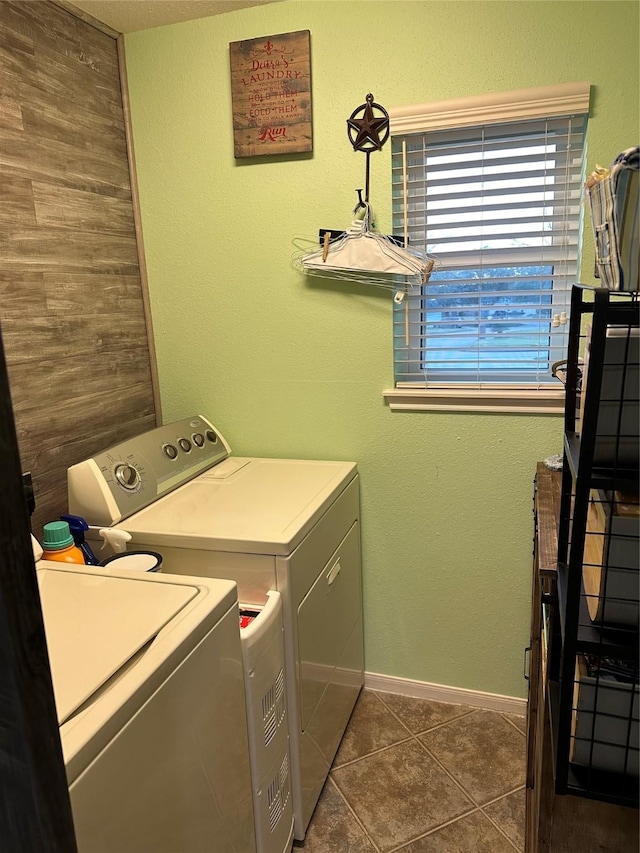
[391,103,588,388]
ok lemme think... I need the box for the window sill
[383,386,565,414]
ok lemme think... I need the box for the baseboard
[364,671,527,716]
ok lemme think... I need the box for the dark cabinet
[525,464,639,853]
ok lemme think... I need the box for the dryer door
[296,521,362,731]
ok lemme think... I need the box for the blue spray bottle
[60,514,99,565]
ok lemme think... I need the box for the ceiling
[64,1,281,34]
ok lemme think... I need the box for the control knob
[114,463,141,491]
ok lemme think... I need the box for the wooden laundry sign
[229,30,312,158]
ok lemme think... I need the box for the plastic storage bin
[240,590,294,853]
[571,654,639,777]
[583,489,639,627]
[578,325,639,470]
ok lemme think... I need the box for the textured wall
[0,1,157,536]
[124,1,639,697]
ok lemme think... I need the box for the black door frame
[0,325,77,852]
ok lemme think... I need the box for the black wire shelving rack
[549,284,639,807]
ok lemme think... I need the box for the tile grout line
[370,690,417,736]
[500,709,527,727]
[330,691,415,770]
[331,733,416,770]
[385,784,527,853]
[480,784,526,853]
[500,712,528,738]
[392,732,490,848]
[481,783,526,808]
[416,727,525,853]
[480,799,524,853]
[414,734,485,810]
[328,693,526,853]
[374,689,479,737]
[330,704,481,853]
[338,697,519,850]
[384,805,483,853]
[330,698,481,774]
[333,736,481,853]
[326,774,383,853]
[413,711,527,802]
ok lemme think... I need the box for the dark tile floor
[295,689,526,853]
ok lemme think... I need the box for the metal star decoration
[346,93,390,152]
[345,93,390,204]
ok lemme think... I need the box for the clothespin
[422,258,435,284]
[322,231,331,262]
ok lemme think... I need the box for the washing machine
[37,559,256,853]
[67,415,364,839]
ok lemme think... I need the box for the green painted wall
[124,1,639,698]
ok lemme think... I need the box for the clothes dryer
[68,415,364,839]
[37,560,256,853]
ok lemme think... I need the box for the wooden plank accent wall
[0,1,158,537]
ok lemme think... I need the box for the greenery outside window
[384,83,591,413]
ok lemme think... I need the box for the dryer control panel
[68,416,231,526]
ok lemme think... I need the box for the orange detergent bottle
[41,520,85,564]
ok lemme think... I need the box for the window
[385,83,590,413]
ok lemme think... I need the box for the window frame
[384,82,591,414]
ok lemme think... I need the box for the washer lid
[122,457,357,554]
[38,568,197,724]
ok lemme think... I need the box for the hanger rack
[292,93,436,300]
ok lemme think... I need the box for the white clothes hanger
[292,203,436,301]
